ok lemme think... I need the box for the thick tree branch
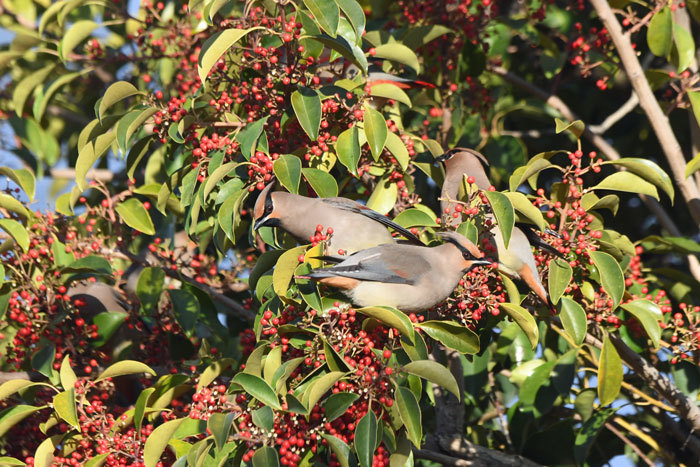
[590,0,700,225]
[491,65,700,282]
[50,168,115,182]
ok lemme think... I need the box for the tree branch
[417,439,542,467]
[50,168,115,182]
[491,65,700,282]
[590,0,700,226]
[588,91,639,134]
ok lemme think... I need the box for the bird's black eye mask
[441,236,477,260]
[264,196,274,217]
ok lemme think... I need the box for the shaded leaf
[232,373,281,409]
[598,336,623,406]
[590,251,625,309]
[559,297,587,346]
[198,28,262,83]
[395,386,421,447]
[621,299,662,348]
[548,258,572,305]
[96,361,156,382]
[402,360,459,399]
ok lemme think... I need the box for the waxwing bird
[437,148,556,310]
[303,232,491,313]
[253,183,424,254]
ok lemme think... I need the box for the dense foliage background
[2,0,700,465]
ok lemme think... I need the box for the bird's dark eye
[264,196,274,216]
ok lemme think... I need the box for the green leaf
[0,193,29,219]
[291,88,322,141]
[33,71,88,122]
[591,171,659,201]
[144,418,185,467]
[548,258,572,305]
[372,43,421,73]
[59,20,99,61]
[323,392,360,422]
[311,34,368,74]
[356,306,415,341]
[368,83,411,107]
[92,311,128,347]
[96,360,156,382]
[354,410,377,467]
[115,198,155,235]
[603,158,674,202]
[685,151,700,179]
[322,435,352,467]
[589,251,625,309]
[336,126,361,177]
[33,435,57,467]
[554,118,585,139]
[63,255,112,275]
[273,154,302,195]
[198,27,262,83]
[98,81,141,120]
[0,457,25,466]
[0,219,29,252]
[252,446,279,467]
[251,405,274,431]
[401,360,460,399]
[118,108,158,152]
[306,371,345,411]
[53,389,78,428]
[417,320,479,354]
[0,167,35,200]
[136,267,165,314]
[208,412,236,450]
[621,299,662,348]
[335,0,365,37]
[673,22,695,72]
[580,193,620,216]
[13,65,55,117]
[574,407,617,464]
[366,176,397,215]
[504,192,546,231]
[559,297,587,346]
[393,208,438,228]
[32,343,55,379]
[647,7,672,57]
[273,245,307,297]
[598,335,623,406]
[134,387,155,432]
[75,131,116,191]
[302,0,339,37]
[395,386,421,447]
[363,107,388,161]
[302,168,338,197]
[483,191,514,248]
[59,356,77,390]
[499,303,538,350]
[168,289,199,334]
[232,373,281,409]
[0,405,45,437]
[384,131,409,170]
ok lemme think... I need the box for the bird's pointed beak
[464,258,493,272]
[253,216,270,231]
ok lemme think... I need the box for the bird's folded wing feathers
[320,198,424,246]
[516,223,564,258]
[308,248,430,285]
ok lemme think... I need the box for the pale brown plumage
[306,232,490,313]
[253,183,423,254]
[437,148,554,309]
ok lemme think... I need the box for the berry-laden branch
[590,0,700,225]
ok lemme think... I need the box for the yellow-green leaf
[59,20,99,61]
[144,418,185,467]
[591,172,659,201]
[115,198,155,235]
[198,27,262,83]
[363,107,387,161]
[499,303,538,349]
[96,360,156,382]
[598,335,623,406]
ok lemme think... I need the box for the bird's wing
[320,197,424,246]
[308,246,430,285]
[516,223,564,258]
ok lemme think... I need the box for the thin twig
[589,92,639,134]
[605,422,656,467]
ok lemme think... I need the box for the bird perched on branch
[437,148,557,310]
[302,231,490,313]
[253,183,424,254]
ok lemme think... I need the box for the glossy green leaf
[685,151,700,179]
[302,168,338,197]
[598,335,623,406]
[354,410,377,467]
[603,158,674,202]
[648,7,672,57]
[31,343,55,379]
[356,306,414,341]
[366,176,397,215]
[232,373,281,409]
[590,250,625,309]
[554,118,585,139]
[115,198,155,235]
[483,191,514,248]
[252,446,279,467]
[306,371,344,411]
[291,87,322,141]
[302,0,339,37]
[402,360,459,399]
[98,81,141,120]
[96,360,156,382]
[33,435,57,467]
[136,266,165,315]
[0,219,29,252]
[591,172,659,201]
[273,154,302,195]
[372,43,420,73]
[0,457,25,466]
[504,192,546,231]
[499,303,538,350]
[335,0,365,37]
[272,245,307,297]
[322,434,352,467]
[673,22,695,72]
[368,83,411,107]
[198,27,262,83]
[0,406,45,437]
[417,320,479,354]
[0,193,29,219]
[0,167,35,200]
[144,418,185,467]
[395,386,421,447]
[393,208,438,228]
[548,258,572,305]
[336,126,361,177]
[208,411,236,450]
[59,356,77,390]
[59,20,98,61]
[134,387,155,432]
[509,159,554,192]
[323,392,360,422]
[13,65,55,117]
[92,311,128,347]
[363,107,388,161]
[53,389,78,428]
[621,299,662,348]
[559,297,587,346]
[384,131,409,170]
